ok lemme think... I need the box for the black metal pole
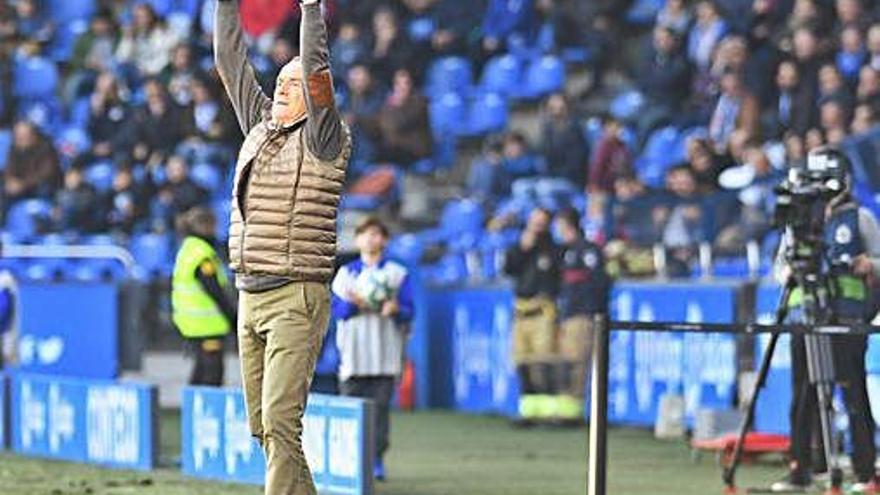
[588,315,609,495]
[722,281,793,491]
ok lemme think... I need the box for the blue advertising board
[17,282,118,378]
[450,287,518,417]
[753,284,791,434]
[181,387,374,494]
[10,373,157,469]
[609,282,738,426]
[423,284,519,416]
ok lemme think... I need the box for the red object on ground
[397,359,415,410]
[240,0,294,37]
[692,432,790,464]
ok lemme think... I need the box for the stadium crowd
[2,0,880,280]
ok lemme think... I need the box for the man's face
[554,217,578,243]
[272,60,307,125]
[860,66,879,95]
[527,210,551,235]
[347,66,371,94]
[356,226,388,256]
[777,62,799,89]
[167,158,187,183]
[12,121,35,149]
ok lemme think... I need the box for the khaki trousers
[559,314,602,398]
[238,281,330,495]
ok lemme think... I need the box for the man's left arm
[857,207,880,275]
[300,0,346,161]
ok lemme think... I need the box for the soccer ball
[354,269,393,310]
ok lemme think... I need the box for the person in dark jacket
[53,168,103,233]
[539,93,589,188]
[172,206,236,386]
[3,120,62,210]
[636,26,692,136]
[504,207,561,424]
[377,68,433,166]
[764,59,818,139]
[554,208,609,420]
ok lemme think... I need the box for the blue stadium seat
[626,0,665,26]
[190,162,223,193]
[478,229,518,279]
[427,57,473,98]
[424,253,468,285]
[49,19,89,62]
[5,199,53,239]
[68,262,103,282]
[68,258,125,282]
[144,0,174,16]
[48,0,96,23]
[68,96,91,127]
[23,261,58,282]
[610,89,645,122]
[387,234,425,267]
[429,92,466,136]
[466,92,508,136]
[17,97,61,134]
[522,55,564,99]
[85,161,115,193]
[407,17,435,42]
[14,57,59,100]
[81,234,115,247]
[0,129,10,171]
[712,257,750,278]
[480,54,522,96]
[440,199,484,239]
[636,126,684,187]
[170,0,201,17]
[130,233,173,276]
[212,199,231,241]
[167,12,194,38]
[55,127,92,163]
[340,194,383,211]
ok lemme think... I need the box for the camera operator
[772,146,880,493]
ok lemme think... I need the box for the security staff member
[504,207,561,423]
[215,0,350,492]
[772,147,880,493]
[171,207,236,386]
[554,208,609,420]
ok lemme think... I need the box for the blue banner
[181,387,374,494]
[609,282,738,426]
[17,282,118,378]
[10,373,157,469]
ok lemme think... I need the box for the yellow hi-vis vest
[172,236,230,339]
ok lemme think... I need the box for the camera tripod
[723,264,845,494]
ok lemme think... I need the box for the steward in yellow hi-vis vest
[172,207,236,386]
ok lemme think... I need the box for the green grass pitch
[0,410,786,495]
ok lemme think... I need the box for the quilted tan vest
[228,119,351,282]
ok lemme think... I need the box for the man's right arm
[214,0,270,136]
